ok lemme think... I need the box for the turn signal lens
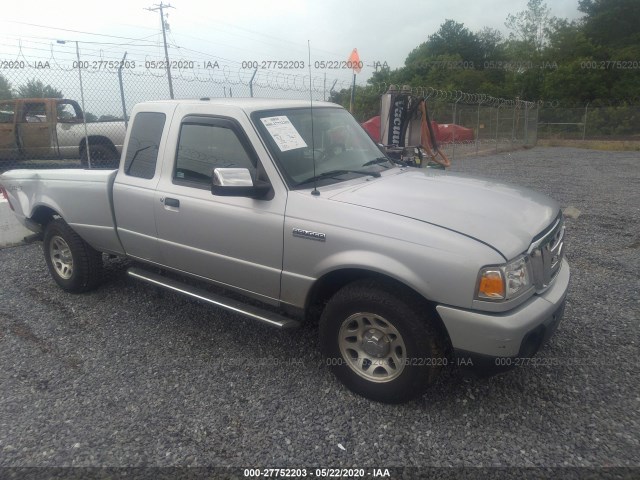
[477,270,505,300]
[475,255,533,302]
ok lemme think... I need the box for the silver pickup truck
[0,98,569,403]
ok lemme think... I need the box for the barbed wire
[0,41,357,95]
[340,83,540,108]
[0,38,546,104]
[3,41,638,107]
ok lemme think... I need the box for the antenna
[308,40,319,196]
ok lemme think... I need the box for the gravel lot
[0,147,638,473]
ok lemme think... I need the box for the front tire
[43,218,104,292]
[319,279,445,403]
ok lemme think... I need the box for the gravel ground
[0,147,638,473]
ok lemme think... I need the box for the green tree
[500,1,560,101]
[545,19,593,61]
[367,20,508,97]
[0,74,12,100]
[406,20,483,66]
[575,0,640,105]
[539,19,600,104]
[344,0,639,123]
[505,0,555,52]
[17,79,63,98]
[477,27,505,62]
[578,0,640,48]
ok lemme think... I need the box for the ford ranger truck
[0,98,569,403]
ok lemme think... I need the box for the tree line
[2,0,637,131]
[332,0,640,122]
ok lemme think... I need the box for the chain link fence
[333,86,539,162]
[422,93,538,160]
[1,43,539,172]
[538,104,640,140]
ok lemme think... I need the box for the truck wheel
[43,218,103,293]
[81,144,118,169]
[319,279,445,403]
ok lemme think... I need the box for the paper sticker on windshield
[260,116,308,152]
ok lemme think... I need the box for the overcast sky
[1,0,584,85]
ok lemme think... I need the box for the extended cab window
[174,120,256,185]
[21,102,47,123]
[0,102,15,123]
[123,112,166,179]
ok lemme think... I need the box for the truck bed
[0,168,124,254]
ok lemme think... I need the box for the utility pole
[146,2,175,99]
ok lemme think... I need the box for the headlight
[476,255,532,301]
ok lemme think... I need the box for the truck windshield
[252,107,394,189]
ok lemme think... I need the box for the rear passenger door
[113,108,172,262]
[154,114,286,302]
[16,100,55,158]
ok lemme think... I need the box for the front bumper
[436,258,570,374]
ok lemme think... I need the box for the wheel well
[305,268,452,353]
[79,136,117,153]
[30,206,59,227]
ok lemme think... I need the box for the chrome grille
[528,216,565,292]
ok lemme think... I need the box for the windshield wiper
[297,169,381,187]
[362,156,392,168]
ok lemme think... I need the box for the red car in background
[361,115,474,144]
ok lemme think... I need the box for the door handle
[164,197,180,208]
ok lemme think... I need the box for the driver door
[154,115,286,302]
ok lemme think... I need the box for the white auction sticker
[260,116,308,152]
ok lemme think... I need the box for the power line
[145,3,175,99]
[0,20,359,81]
[176,12,351,61]
[0,20,161,45]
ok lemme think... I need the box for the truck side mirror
[211,168,270,199]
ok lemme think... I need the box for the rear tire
[43,218,103,292]
[319,279,445,403]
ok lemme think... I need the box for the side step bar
[127,267,300,330]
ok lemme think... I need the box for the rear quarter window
[123,112,166,179]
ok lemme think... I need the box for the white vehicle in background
[0,98,125,168]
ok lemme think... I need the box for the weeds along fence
[537,103,640,140]
[0,46,538,171]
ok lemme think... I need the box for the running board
[127,267,300,329]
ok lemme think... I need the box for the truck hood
[328,169,559,259]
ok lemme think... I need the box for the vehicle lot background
[0,146,638,469]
